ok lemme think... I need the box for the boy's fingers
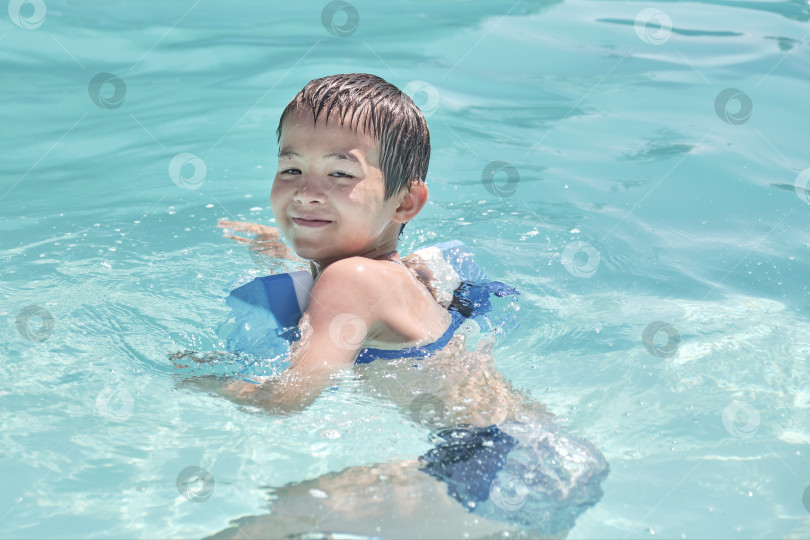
[217,220,283,244]
[222,379,261,399]
[222,233,253,245]
[475,338,494,355]
[216,219,242,228]
[176,375,223,395]
[217,219,255,231]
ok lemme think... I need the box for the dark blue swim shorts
[418,422,609,535]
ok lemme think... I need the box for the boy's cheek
[269,178,285,202]
[269,191,285,223]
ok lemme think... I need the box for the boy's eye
[277,168,355,179]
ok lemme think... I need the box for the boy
[212,72,453,412]
[190,74,608,537]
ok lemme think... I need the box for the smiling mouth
[292,218,332,228]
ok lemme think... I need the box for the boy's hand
[400,252,443,306]
[217,219,281,242]
[217,219,301,261]
[177,369,330,414]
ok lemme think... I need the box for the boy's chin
[290,244,333,262]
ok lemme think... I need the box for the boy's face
[270,109,405,265]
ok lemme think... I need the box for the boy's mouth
[292,217,332,228]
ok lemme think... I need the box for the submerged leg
[207,422,608,539]
[205,459,525,539]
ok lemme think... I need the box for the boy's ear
[393,180,428,224]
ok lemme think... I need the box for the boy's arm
[198,259,377,413]
[217,219,304,262]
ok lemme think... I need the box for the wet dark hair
[276,73,431,209]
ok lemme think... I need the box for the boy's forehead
[282,109,376,140]
[279,109,380,156]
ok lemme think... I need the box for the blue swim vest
[218,241,519,363]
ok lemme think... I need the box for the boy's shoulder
[310,256,406,311]
[316,255,396,277]
[306,255,449,351]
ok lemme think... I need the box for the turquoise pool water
[2,0,810,537]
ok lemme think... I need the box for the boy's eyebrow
[278,149,361,164]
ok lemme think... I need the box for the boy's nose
[293,175,327,204]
